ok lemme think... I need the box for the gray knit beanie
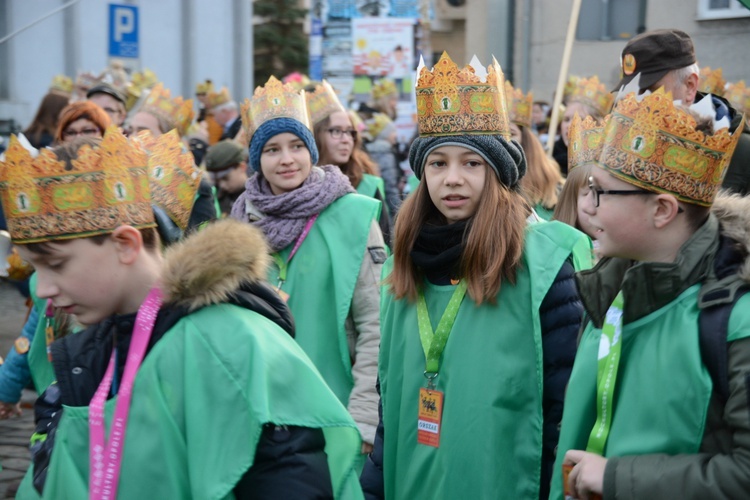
[408,135,527,189]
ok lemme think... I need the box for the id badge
[417,387,444,447]
[274,286,290,303]
[562,463,601,500]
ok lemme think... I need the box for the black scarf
[410,219,470,284]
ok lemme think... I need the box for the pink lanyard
[289,214,319,262]
[88,287,163,500]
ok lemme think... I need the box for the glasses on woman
[62,127,101,139]
[327,128,357,140]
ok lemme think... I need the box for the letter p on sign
[108,4,139,58]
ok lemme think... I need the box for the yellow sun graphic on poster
[357,38,367,50]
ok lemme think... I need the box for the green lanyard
[416,281,468,388]
[586,290,625,455]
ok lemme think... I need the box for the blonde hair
[552,164,592,229]
[518,126,563,210]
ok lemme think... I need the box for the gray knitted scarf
[230,165,354,252]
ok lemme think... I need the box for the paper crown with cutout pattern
[568,114,605,171]
[49,75,73,97]
[698,67,726,97]
[372,79,398,100]
[133,129,201,230]
[566,75,614,117]
[726,81,750,115]
[138,83,195,136]
[599,89,744,206]
[205,86,232,109]
[505,81,533,129]
[305,80,346,125]
[414,52,511,138]
[240,76,311,139]
[0,126,155,244]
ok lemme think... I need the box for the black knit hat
[409,135,527,189]
[614,29,696,91]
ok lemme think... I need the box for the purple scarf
[230,165,355,252]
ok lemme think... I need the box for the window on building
[576,0,647,41]
[697,0,750,20]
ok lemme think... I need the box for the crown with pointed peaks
[131,69,158,91]
[365,112,393,140]
[372,79,398,100]
[505,81,533,129]
[0,126,155,243]
[306,80,346,125]
[241,76,311,139]
[726,80,750,115]
[568,114,605,171]
[698,67,726,97]
[415,52,511,138]
[49,75,73,97]
[133,130,201,230]
[205,87,232,109]
[600,89,744,206]
[566,75,614,117]
[139,83,195,136]
[195,79,214,95]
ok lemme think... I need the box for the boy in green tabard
[552,88,750,499]
[0,128,363,499]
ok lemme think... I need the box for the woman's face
[259,132,313,195]
[423,145,487,224]
[129,111,162,137]
[321,111,355,166]
[509,122,522,143]
[62,118,102,142]
[561,102,588,147]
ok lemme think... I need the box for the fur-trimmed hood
[160,218,271,311]
[712,192,750,283]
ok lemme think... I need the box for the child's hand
[563,450,607,499]
[0,401,22,419]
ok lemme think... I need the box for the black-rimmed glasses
[587,176,684,213]
[327,128,357,139]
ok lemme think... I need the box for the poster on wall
[322,20,355,105]
[313,0,422,23]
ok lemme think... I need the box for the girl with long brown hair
[360,53,592,500]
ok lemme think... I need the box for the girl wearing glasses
[232,77,386,458]
[360,53,591,500]
[307,82,392,244]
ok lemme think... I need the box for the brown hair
[23,93,70,145]
[313,115,379,188]
[54,101,111,144]
[552,164,592,230]
[518,126,563,210]
[386,172,529,305]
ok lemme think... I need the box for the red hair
[55,101,111,144]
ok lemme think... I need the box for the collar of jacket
[576,214,719,328]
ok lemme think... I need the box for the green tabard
[357,173,387,219]
[27,273,56,395]
[268,193,380,404]
[379,221,591,499]
[16,304,363,499]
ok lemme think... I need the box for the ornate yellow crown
[415,52,511,138]
[726,81,750,115]
[567,76,614,117]
[241,76,311,138]
[599,89,744,207]
[505,81,533,129]
[134,130,201,230]
[131,69,158,91]
[0,127,155,244]
[206,87,232,109]
[698,67,726,97]
[563,75,579,102]
[568,114,604,171]
[365,113,393,140]
[49,75,73,97]
[139,83,195,136]
[195,79,214,95]
[372,79,398,100]
[306,80,346,125]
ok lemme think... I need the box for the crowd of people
[0,27,749,499]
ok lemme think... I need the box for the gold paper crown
[563,75,580,102]
[206,87,232,109]
[726,81,750,115]
[599,89,744,206]
[306,80,346,125]
[49,75,73,97]
[241,76,311,138]
[349,110,366,134]
[415,52,511,138]
[134,130,201,230]
[372,79,398,100]
[567,76,614,117]
[698,67,726,97]
[0,127,155,244]
[195,79,214,95]
[131,69,158,91]
[505,81,533,129]
[568,114,605,171]
[139,83,196,136]
[366,113,393,140]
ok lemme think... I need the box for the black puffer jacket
[360,259,582,500]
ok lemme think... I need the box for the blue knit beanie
[408,135,527,189]
[248,117,319,172]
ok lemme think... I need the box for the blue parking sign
[108,4,138,58]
